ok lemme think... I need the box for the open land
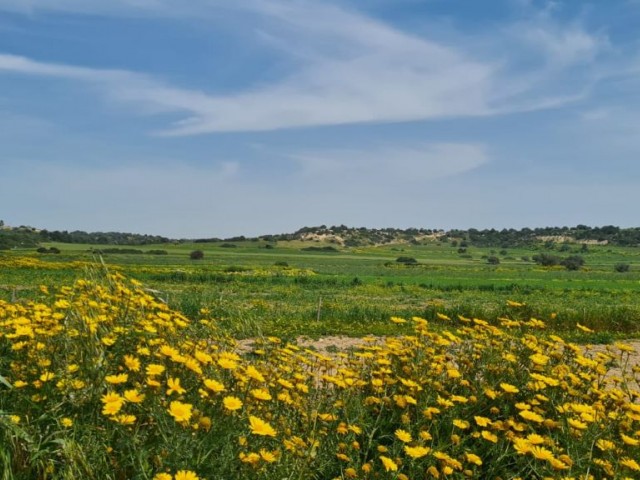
[2,236,640,479]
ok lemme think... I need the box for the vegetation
[190,250,205,260]
[4,222,640,250]
[1,222,640,478]
[1,272,640,479]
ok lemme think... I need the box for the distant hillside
[1,221,639,249]
[0,222,170,250]
[260,224,640,248]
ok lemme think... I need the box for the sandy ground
[236,336,640,391]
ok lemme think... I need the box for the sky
[1,0,639,238]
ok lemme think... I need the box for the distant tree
[487,256,500,265]
[190,250,204,260]
[614,263,630,273]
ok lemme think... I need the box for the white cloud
[291,143,487,184]
[0,0,618,134]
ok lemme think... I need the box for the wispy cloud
[0,0,619,134]
[291,143,487,185]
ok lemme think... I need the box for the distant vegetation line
[1,219,639,249]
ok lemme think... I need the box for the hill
[1,221,639,249]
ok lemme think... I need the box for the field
[2,239,640,341]
[1,239,640,479]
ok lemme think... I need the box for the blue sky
[1,0,639,237]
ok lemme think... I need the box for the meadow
[1,239,639,340]
[1,239,640,479]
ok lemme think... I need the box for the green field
[2,239,639,341]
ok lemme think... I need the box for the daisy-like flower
[404,445,430,459]
[500,383,519,393]
[124,389,145,403]
[146,364,165,376]
[167,377,186,396]
[530,446,554,461]
[223,396,243,411]
[175,470,199,480]
[105,373,128,384]
[395,429,412,443]
[249,415,277,437]
[379,456,398,472]
[168,401,193,423]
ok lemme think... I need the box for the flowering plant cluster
[1,272,639,479]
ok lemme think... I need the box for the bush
[560,255,585,271]
[614,263,630,273]
[395,256,417,264]
[532,253,561,267]
[190,250,204,260]
[37,247,61,254]
[487,255,500,265]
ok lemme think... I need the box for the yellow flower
[576,323,594,333]
[390,316,407,324]
[404,445,430,458]
[519,410,544,423]
[124,389,145,403]
[115,414,136,425]
[525,434,545,445]
[549,458,569,470]
[223,396,243,411]
[101,391,124,404]
[379,456,398,472]
[204,378,225,393]
[61,418,73,428]
[102,401,123,416]
[620,457,640,472]
[621,433,640,446]
[481,430,498,443]
[465,452,482,466]
[568,418,587,430]
[395,429,412,443]
[105,373,128,384]
[529,446,554,461]
[168,401,193,423]
[596,439,616,451]
[453,419,470,429]
[167,377,186,396]
[474,416,491,427]
[500,383,519,393]
[259,449,277,463]
[250,388,272,401]
[146,364,165,376]
[175,470,199,480]
[153,474,172,480]
[245,366,266,383]
[217,357,238,370]
[123,355,141,371]
[249,415,277,437]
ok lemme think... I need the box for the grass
[1,271,640,479]
[1,239,639,340]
